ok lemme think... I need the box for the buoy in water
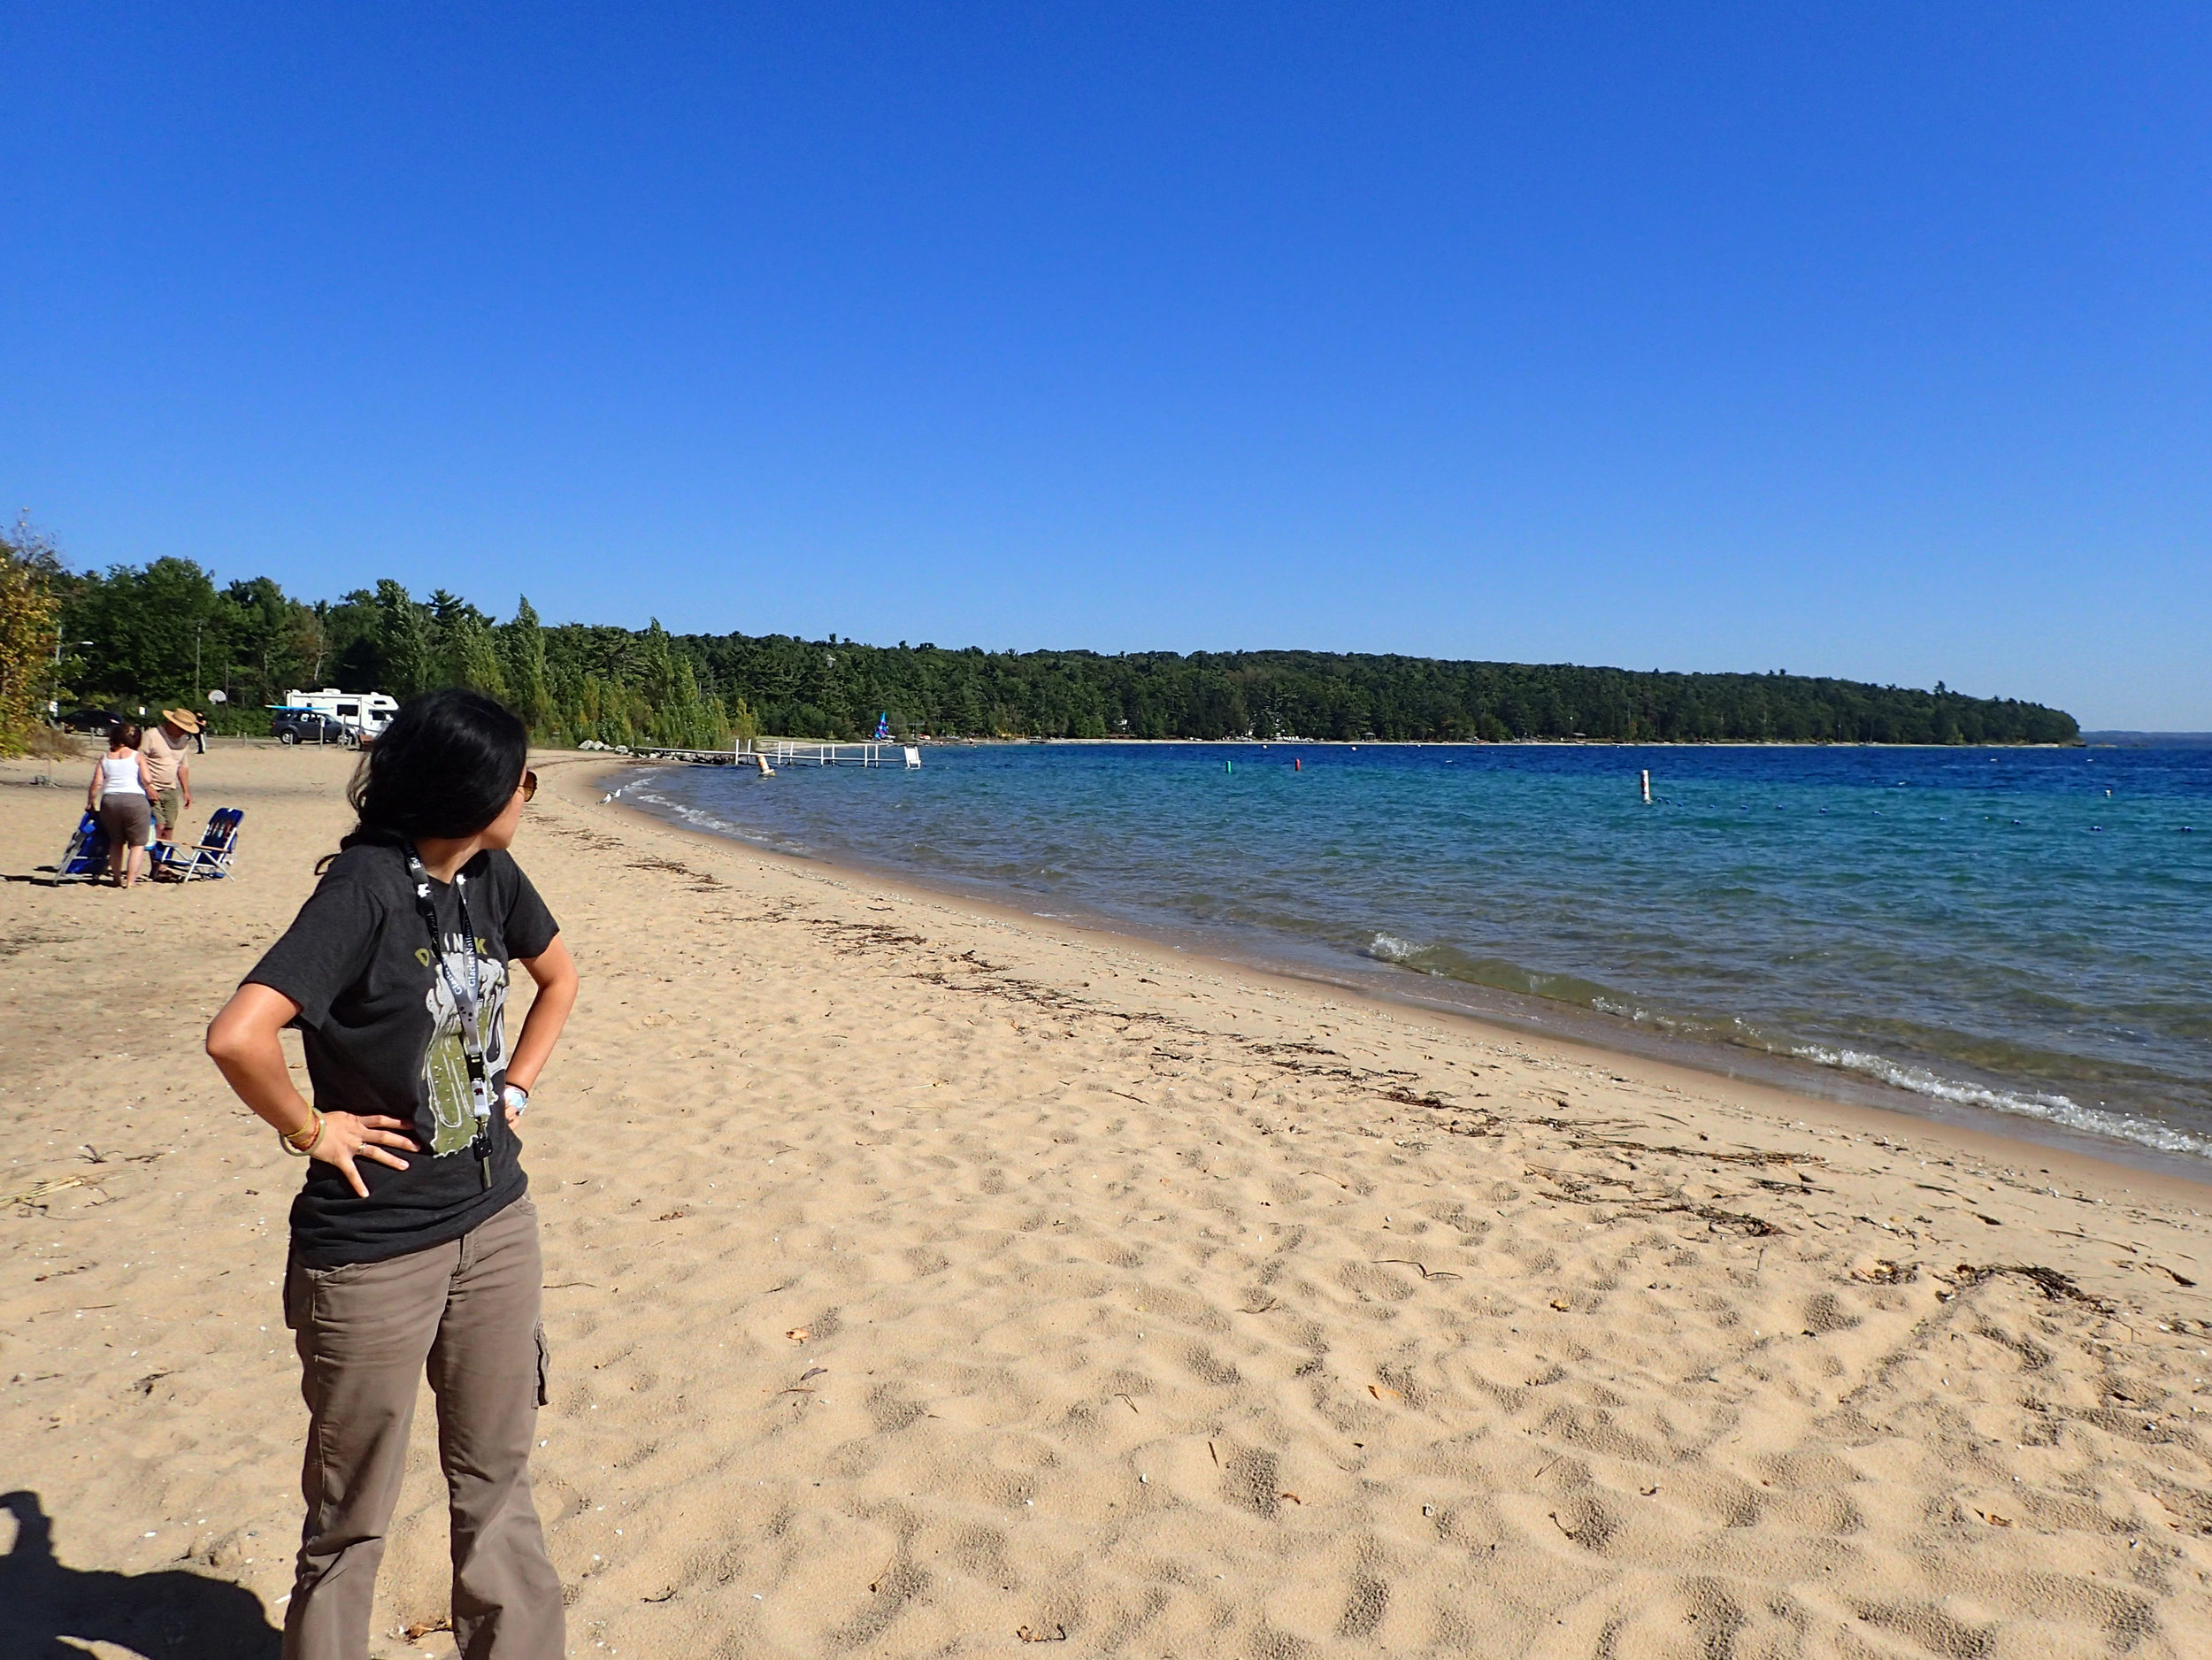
[1294,757,1301,771]
[1640,769,1652,805]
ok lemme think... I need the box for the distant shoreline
[2080,730,2212,748]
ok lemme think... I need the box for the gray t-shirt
[245,842,559,1267]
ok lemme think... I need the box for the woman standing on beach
[86,720,155,888]
[206,689,580,1660]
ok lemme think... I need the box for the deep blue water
[627,743,2212,1165]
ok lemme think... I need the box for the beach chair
[51,812,111,883]
[166,808,244,882]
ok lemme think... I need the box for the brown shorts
[154,788,183,835]
[96,794,151,849]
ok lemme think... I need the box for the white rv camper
[281,688,399,736]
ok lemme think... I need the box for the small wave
[1362,934,1624,1010]
[1590,995,1695,1034]
[1789,1044,2212,1160]
[1364,933,1424,964]
[618,788,804,855]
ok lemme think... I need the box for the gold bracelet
[280,1110,324,1157]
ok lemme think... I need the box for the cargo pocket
[534,1320,550,1408]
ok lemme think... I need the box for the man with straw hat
[142,709,200,846]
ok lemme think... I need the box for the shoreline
[588,757,2212,1191]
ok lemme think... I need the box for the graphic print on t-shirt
[419,929,512,1156]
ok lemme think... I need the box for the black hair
[334,688,528,857]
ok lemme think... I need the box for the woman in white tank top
[87,721,156,888]
[99,752,145,795]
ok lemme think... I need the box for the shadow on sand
[0,1489,281,1659]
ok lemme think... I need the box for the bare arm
[205,983,419,1197]
[504,935,578,1117]
[177,756,191,807]
[505,935,579,1096]
[87,758,104,812]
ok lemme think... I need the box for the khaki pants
[281,1196,562,1660]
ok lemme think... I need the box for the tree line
[0,540,2081,752]
[7,549,737,750]
[682,634,2078,745]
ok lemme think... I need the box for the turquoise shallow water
[628,742,2212,1166]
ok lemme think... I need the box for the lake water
[623,742,2212,1171]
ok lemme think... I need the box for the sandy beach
[3,740,2208,1658]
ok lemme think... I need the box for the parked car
[58,707,125,734]
[270,709,359,747]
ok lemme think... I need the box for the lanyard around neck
[404,847,482,1016]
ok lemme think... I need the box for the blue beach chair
[164,808,243,882]
[52,812,111,884]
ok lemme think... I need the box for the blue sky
[5,4,2208,726]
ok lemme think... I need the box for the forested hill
[25,553,2078,748]
[680,637,2079,746]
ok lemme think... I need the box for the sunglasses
[520,769,538,803]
